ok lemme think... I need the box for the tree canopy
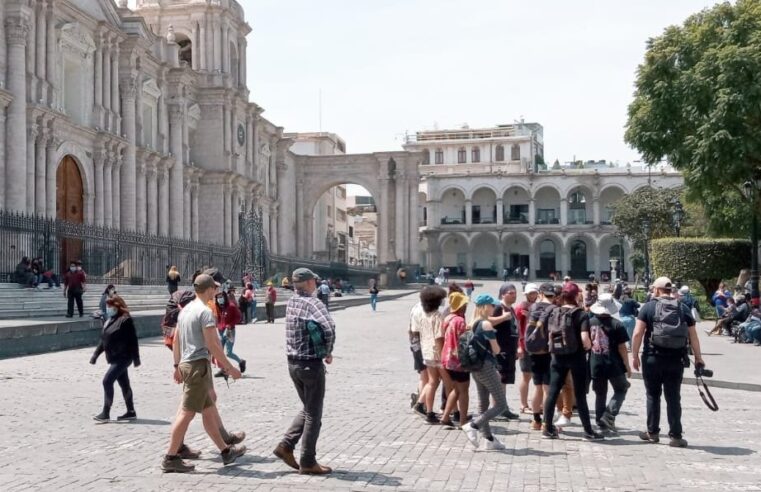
[625,0,761,211]
[611,186,681,246]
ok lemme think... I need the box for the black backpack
[457,321,489,371]
[525,303,551,354]
[651,298,688,349]
[547,306,581,355]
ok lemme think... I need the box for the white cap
[679,285,689,295]
[524,283,539,295]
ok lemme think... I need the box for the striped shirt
[285,289,336,360]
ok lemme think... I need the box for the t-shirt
[178,299,217,363]
[589,315,629,378]
[619,298,639,317]
[441,313,467,371]
[409,303,444,362]
[492,304,517,353]
[637,297,694,356]
[514,301,533,352]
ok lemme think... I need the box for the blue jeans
[744,322,761,343]
[247,300,257,323]
[621,315,635,346]
[370,293,378,311]
[219,329,242,364]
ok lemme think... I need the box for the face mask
[109,289,116,296]
[216,298,225,306]
[70,266,76,272]
[106,307,118,318]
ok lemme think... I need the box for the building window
[422,149,430,165]
[536,208,557,224]
[327,205,332,217]
[495,145,505,161]
[457,148,467,164]
[435,148,444,164]
[336,187,346,199]
[511,144,521,161]
[507,204,528,223]
[471,147,480,163]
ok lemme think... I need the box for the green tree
[611,186,682,247]
[625,0,761,216]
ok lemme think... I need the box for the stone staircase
[0,283,296,319]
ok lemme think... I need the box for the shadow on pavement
[331,470,403,487]
[503,448,567,457]
[689,445,756,456]
[132,418,171,426]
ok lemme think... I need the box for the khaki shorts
[179,359,214,413]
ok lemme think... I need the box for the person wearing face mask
[90,296,140,422]
[211,291,245,376]
[64,260,87,318]
[98,284,117,318]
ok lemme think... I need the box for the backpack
[457,321,489,371]
[161,290,196,350]
[651,298,688,349]
[590,317,611,356]
[525,305,550,354]
[546,306,581,355]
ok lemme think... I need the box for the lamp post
[743,180,760,307]
[672,199,684,237]
[643,218,651,289]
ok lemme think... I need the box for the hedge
[650,238,751,301]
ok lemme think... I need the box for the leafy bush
[650,238,751,302]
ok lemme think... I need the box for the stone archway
[296,151,421,266]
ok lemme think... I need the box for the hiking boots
[162,455,195,473]
[221,445,247,465]
[669,436,688,448]
[273,444,299,470]
[117,411,137,421]
[639,431,660,443]
[299,463,333,475]
[225,431,246,446]
[178,444,201,460]
[599,413,616,432]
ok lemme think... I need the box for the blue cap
[474,293,497,306]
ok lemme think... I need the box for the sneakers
[273,444,299,470]
[221,444,247,465]
[463,423,479,448]
[555,415,572,426]
[639,431,660,443]
[542,426,559,439]
[214,369,226,378]
[669,436,688,448]
[178,444,201,460]
[162,455,195,473]
[225,431,246,446]
[117,411,137,421]
[583,430,605,441]
[501,409,520,420]
[425,412,440,425]
[480,436,505,451]
[93,411,110,422]
[239,360,246,374]
[599,413,616,432]
[413,402,426,418]
[530,420,543,431]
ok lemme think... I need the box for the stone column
[409,179,419,263]
[199,18,207,70]
[466,250,474,277]
[496,198,504,226]
[94,34,103,125]
[35,129,47,216]
[27,7,36,104]
[378,177,390,264]
[0,4,6,86]
[119,76,137,231]
[103,156,113,227]
[102,38,111,113]
[135,75,143,147]
[5,17,30,212]
[190,23,199,70]
[146,163,158,235]
[112,158,121,229]
[191,181,199,241]
[93,151,104,226]
[528,198,536,225]
[214,20,222,72]
[223,184,231,246]
[560,198,568,226]
[395,176,407,262]
[221,24,229,73]
[465,199,472,226]
[158,163,169,236]
[136,161,146,232]
[45,139,57,219]
[45,3,56,107]
[0,106,6,208]
[35,1,46,102]
[183,177,191,239]
[231,189,239,244]
[592,197,600,225]
[111,43,120,133]
[240,40,246,86]
[270,203,279,254]
[27,127,37,212]
[168,106,184,238]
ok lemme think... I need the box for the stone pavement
[1,284,760,491]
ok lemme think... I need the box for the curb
[630,372,761,393]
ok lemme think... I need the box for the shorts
[519,355,532,373]
[447,369,470,383]
[530,353,551,386]
[412,348,425,373]
[498,337,518,384]
[178,359,214,413]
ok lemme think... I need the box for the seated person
[712,283,731,317]
[14,257,37,288]
[714,297,749,336]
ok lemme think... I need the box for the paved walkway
[1,286,760,491]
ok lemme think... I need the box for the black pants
[544,353,593,433]
[266,302,275,322]
[67,289,83,316]
[592,372,629,421]
[103,359,134,411]
[642,353,684,438]
[281,359,325,467]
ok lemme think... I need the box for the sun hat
[590,293,619,316]
[474,293,498,306]
[448,292,468,312]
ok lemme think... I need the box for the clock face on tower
[237,124,245,146]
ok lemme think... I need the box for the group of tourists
[408,276,704,449]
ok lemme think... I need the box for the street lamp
[743,180,760,307]
[643,217,651,289]
[672,199,684,237]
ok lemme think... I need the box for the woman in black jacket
[90,296,141,422]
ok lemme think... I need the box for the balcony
[440,216,465,225]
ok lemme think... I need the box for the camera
[694,363,713,378]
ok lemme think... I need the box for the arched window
[570,240,587,275]
[511,144,521,161]
[457,148,467,164]
[422,149,430,165]
[435,148,444,164]
[539,239,556,276]
[471,147,480,163]
[568,190,588,224]
[495,145,505,161]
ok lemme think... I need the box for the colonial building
[0,0,294,251]
[404,123,684,280]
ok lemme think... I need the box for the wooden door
[56,156,84,269]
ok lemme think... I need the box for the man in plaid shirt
[273,267,335,475]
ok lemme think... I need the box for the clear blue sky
[240,0,717,164]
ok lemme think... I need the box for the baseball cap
[679,285,690,295]
[524,283,539,295]
[561,282,580,299]
[202,267,227,285]
[193,273,220,291]
[653,276,673,291]
[292,267,317,282]
[474,293,498,306]
[539,282,556,296]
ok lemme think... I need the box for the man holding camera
[631,277,704,448]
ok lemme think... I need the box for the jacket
[92,314,140,366]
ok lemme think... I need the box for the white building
[404,123,684,281]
